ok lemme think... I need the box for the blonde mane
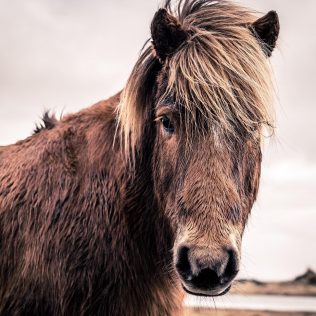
[118,0,275,156]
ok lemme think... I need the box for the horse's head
[119,0,279,297]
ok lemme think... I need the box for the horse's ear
[151,8,188,63]
[251,11,280,57]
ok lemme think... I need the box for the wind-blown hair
[118,0,276,156]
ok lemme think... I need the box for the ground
[183,308,316,316]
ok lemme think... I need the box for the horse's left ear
[151,9,188,63]
[251,11,280,57]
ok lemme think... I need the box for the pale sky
[0,0,315,281]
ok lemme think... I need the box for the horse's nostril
[175,246,192,280]
[225,249,239,278]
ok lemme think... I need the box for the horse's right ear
[151,9,188,63]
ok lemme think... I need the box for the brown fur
[0,1,279,315]
[0,94,183,315]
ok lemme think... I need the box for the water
[184,294,316,312]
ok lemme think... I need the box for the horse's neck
[88,96,181,308]
[118,168,182,316]
[101,122,182,315]
[121,147,173,259]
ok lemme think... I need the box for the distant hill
[294,269,316,285]
[232,269,316,296]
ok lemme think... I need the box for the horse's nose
[175,245,239,294]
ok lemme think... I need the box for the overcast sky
[0,0,315,281]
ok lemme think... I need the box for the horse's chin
[181,283,231,297]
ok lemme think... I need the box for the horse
[0,0,279,315]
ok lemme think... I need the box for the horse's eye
[160,115,175,134]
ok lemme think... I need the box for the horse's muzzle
[175,245,239,296]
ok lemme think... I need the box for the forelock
[118,0,276,159]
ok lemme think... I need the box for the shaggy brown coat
[0,0,279,315]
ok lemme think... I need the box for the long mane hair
[118,0,275,158]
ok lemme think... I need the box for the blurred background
[0,0,315,314]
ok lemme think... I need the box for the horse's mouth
[182,284,231,297]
